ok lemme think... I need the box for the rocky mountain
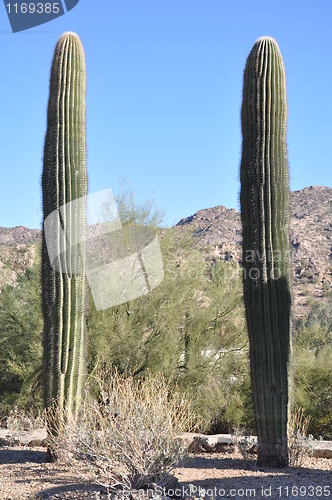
[0,226,40,290]
[0,226,40,246]
[0,186,331,319]
[175,185,332,318]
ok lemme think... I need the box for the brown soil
[0,445,331,500]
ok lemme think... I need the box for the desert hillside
[174,186,332,318]
[0,185,331,319]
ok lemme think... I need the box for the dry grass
[288,407,313,467]
[235,408,313,467]
[1,406,46,446]
[234,427,258,461]
[47,369,196,496]
[4,406,45,432]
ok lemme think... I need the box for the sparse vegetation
[0,247,43,416]
[235,427,257,461]
[288,408,313,467]
[305,296,317,308]
[0,183,331,449]
[86,223,249,434]
[302,269,313,280]
[299,258,309,270]
[322,281,331,297]
[4,405,45,432]
[47,368,195,495]
[293,301,332,439]
[234,407,314,467]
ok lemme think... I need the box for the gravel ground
[0,445,331,500]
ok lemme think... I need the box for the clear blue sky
[1,0,331,229]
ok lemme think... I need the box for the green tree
[0,245,43,417]
[86,184,249,432]
[293,300,332,439]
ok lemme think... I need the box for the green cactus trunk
[240,37,292,467]
[41,32,87,453]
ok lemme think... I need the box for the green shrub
[306,296,317,308]
[322,282,331,297]
[0,246,43,417]
[293,308,332,439]
[86,222,248,433]
[1,180,330,439]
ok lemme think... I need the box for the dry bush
[288,407,313,467]
[4,406,45,432]
[48,369,196,495]
[1,406,46,446]
[235,408,314,467]
[234,427,257,461]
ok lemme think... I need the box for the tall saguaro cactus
[240,37,292,467]
[41,32,88,450]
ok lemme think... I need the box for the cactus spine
[41,32,87,443]
[240,37,292,467]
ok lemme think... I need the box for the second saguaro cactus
[240,37,292,467]
[41,31,88,449]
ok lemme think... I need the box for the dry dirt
[0,445,331,500]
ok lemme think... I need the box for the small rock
[27,438,48,448]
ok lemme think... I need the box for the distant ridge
[1,186,331,318]
[0,226,40,246]
[175,185,332,318]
